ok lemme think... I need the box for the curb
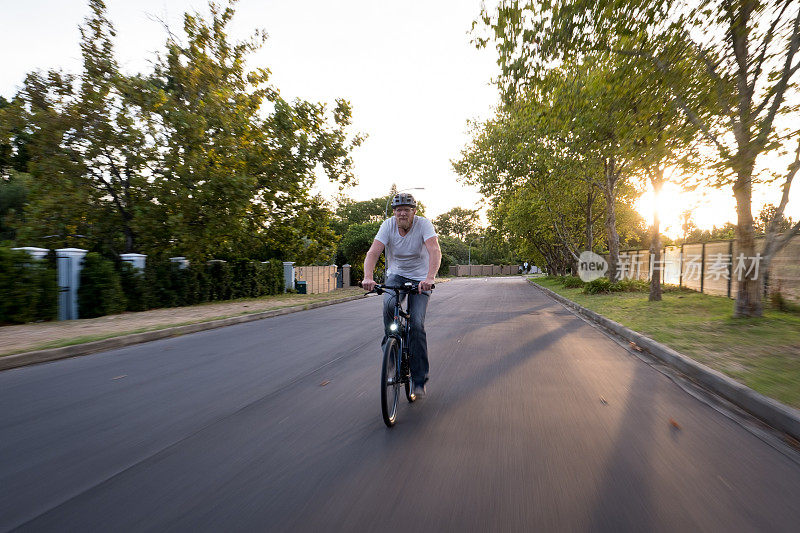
[0,294,369,372]
[532,282,800,442]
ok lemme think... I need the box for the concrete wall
[450,265,520,277]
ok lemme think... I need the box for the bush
[144,260,179,309]
[438,253,455,277]
[140,258,284,311]
[561,275,585,288]
[120,262,147,312]
[770,290,800,314]
[612,279,649,292]
[583,277,613,294]
[78,253,126,318]
[0,248,58,324]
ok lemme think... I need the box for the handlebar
[363,282,435,295]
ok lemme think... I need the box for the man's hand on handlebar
[419,277,435,293]
[361,278,376,292]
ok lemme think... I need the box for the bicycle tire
[381,338,400,427]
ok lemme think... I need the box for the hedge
[0,247,286,324]
[0,248,58,324]
[123,258,285,311]
[78,253,126,318]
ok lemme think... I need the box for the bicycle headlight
[389,323,398,331]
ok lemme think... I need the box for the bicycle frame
[383,284,415,385]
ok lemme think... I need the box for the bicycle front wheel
[404,352,416,403]
[381,338,400,427]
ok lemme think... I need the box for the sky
[1,0,798,237]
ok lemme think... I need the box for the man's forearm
[364,251,380,280]
[427,248,442,279]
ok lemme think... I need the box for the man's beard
[397,217,412,230]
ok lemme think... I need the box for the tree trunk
[601,157,621,281]
[649,171,664,301]
[122,226,133,254]
[586,190,594,252]
[733,171,763,317]
[649,211,662,301]
[603,187,620,282]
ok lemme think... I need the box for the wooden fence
[294,265,338,294]
[616,233,800,303]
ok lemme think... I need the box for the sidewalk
[0,288,364,357]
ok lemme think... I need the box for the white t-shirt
[374,216,437,280]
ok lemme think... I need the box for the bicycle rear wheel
[381,338,400,427]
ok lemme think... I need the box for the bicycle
[366,281,434,427]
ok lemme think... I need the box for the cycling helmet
[391,193,417,208]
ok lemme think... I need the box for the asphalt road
[2,277,800,532]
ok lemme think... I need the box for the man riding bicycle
[362,193,442,396]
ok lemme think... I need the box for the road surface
[2,277,799,531]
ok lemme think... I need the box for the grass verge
[532,277,800,409]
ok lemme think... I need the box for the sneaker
[413,382,427,397]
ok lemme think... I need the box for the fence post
[121,253,147,272]
[169,256,189,269]
[12,247,49,261]
[56,248,87,320]
[342,264,351,287]
[679,244,684,288]
[283,262,295,292]
[700,242,706,294]
[727,240,733,298]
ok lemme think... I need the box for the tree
[0,172,29,243]
[6,0,362,263]
[331,196,389,235]
[756,204,795,234]
[339,221,384,282]
[433,207,481,240]
[454,65,649,278]
[15,0,156,254]
[479,0,800,315]
[143,2,362,260]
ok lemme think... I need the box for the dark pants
[382,274,431,386]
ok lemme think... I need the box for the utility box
[56,248,88,320]
[295,280,307,294]
[283,261,295,292]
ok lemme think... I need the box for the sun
[634,181,688,240]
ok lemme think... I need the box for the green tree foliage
[756,204,795,234]
[0,248,57,324]
[4,0,361,265]
[477,0,800,316]
[433,207,481,240]
[78,252,126,318]
[339,221,384,283]
[333,196,389,233]
[0,172,29,242]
